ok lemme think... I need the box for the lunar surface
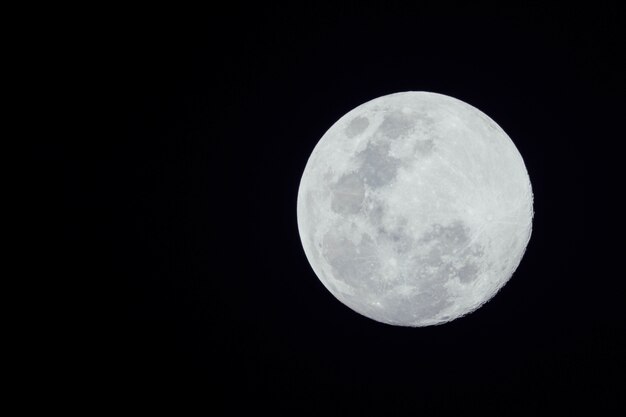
[297,91,533,327]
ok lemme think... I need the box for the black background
[73,3,624,415]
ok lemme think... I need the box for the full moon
[297,91,533,327]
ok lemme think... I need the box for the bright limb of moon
[297,91,533,327]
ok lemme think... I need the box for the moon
[296,91,533,327]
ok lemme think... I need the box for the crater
[345,116,369,138]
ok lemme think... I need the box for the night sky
[86,4,624,415]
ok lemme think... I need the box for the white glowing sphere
[297,92,533,327]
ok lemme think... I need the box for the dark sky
[86,4,624,415]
